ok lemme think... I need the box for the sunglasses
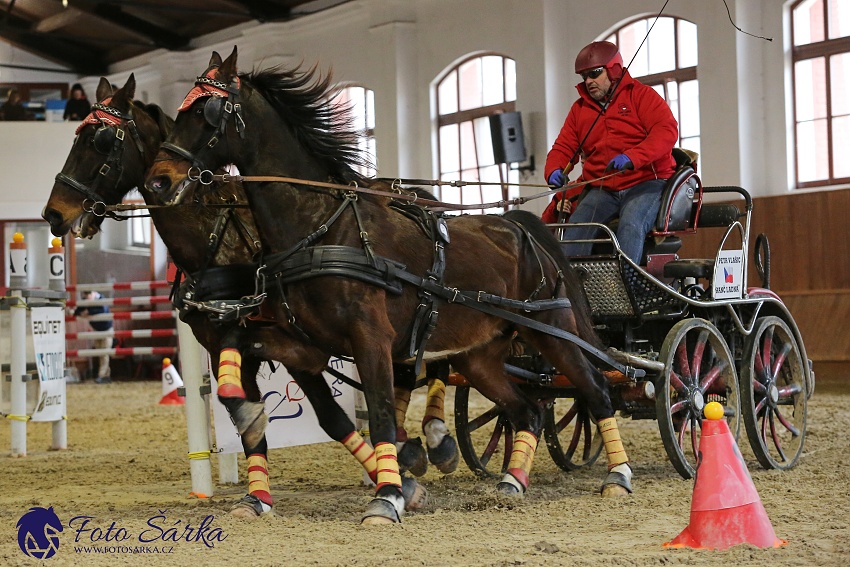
[581,67,605,81]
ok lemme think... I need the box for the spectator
[74,290,113,384]
[63,83,91,121]
[0,90,29,121]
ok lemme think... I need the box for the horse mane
[134,101,174,139]
[502,209,602,349]
[242,65,373,184]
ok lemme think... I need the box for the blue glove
[605,153,633,172]
[547,169,566,188]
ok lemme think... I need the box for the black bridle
[159,74,245,184]
[54,101,146,213]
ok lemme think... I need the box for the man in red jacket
[544,41,679,263]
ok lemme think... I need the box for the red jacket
[544,71,678,193]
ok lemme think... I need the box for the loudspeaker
[489,111,527,164]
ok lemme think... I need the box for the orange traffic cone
[664,401,786,550]
[159,358,185,405]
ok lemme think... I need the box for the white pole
[52,418,67,450]
[9,293,27,457]
[176,319,214,497]
[49,237,68,450]
[219,452,240,485]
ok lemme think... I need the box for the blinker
[204,96,225,127]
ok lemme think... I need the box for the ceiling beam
[33,6,85,33]
[86,3,190,50]
[83,0,251,18]
[228,0,294,22]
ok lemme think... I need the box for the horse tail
[502,209,602,350]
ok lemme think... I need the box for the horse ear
[218,46,239,81]
[123,73,137,100]
[96,77,113,102]
[208,51,223,69]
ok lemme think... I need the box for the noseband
[160,73,245,184]
[55,101,146,208]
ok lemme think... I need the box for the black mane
[243,65,372,184]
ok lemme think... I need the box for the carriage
[450,152,812,480]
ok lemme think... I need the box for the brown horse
[144,47,633,524]
[42,73,447,517]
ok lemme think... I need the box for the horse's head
[43,73,162,237]
[146,47,246,205]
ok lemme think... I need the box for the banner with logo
[30,306,66,422]
[712,249,744,300]
[211,357,358,454]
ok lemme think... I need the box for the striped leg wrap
[599,417,629,470]
[394,387,411,441]
[247,453,272,506]
[422,378,446,426]
[218,348,246,399]
[343,431,377,483]
[374,442,402,492]
[505,431,538,490]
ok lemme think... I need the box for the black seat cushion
[663,259,714,279]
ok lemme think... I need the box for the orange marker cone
[159,358,185,405]
[664,402,786,550]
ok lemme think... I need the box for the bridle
[54,100,146,213]
[159,71,246,185]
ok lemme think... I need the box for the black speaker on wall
[489,111,527,164]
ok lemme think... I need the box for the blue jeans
[562,179,665,263]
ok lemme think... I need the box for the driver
[544,41,679,263]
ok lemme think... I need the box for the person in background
[0,89,29,121]
[74,290,113,384]
[544,41,679,263]
[63,83,91,121]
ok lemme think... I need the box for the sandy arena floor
[0,378,844,566]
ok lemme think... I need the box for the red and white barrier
[66,346,178,358]
[66,295,173,308]
[66,311,177,322]
[67,281,171,293]
[66,329,177,340]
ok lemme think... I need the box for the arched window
[436,54,518,213]
[332,84,377,177]
[606,16,699,156]
[791,0,850,188]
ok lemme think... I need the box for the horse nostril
[146,175,170,192]
[42,207,62,228]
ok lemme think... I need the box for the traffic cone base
[665,402,787,550]
[159,389,185,405]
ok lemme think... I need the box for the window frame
[331,83,377,177]
[790,0,850,188]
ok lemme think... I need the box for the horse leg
[392,363,428,476]
[451,336,544,496]
[216,327,267,449]
[525,327,632,497]
[421,360,459,474]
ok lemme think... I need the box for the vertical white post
[176,319,214,497]
[51,418,67,450]
[9,293,27,457]
[49,237,68,450]
[218,452,239,485]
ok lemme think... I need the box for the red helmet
[575,41,624,80]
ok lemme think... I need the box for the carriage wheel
[741,316,807,470]
[454,385,512,478]
[657,318,741,479]
[542,396,602,471]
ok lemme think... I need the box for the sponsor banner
[713,249,744,300]
[212,357,357,453]
[30,306,66,422]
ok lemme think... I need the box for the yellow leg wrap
[343,431,377,483]
[374,442,402,491]
[247,453,272,505]
[422,378,446,424]
[218,348,243,389]
[394,387,411,428]
[506,430,538,488]
[599,417,629,470]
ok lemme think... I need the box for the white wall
[0,0,840,223]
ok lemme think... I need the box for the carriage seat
[661,202,744,280]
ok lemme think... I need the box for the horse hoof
[229,494,272,518]
[361,497,401,525]
[401,475,428,511]
[398,437,428,477]
[234,402,267,448]
[428,435,459,474]
[495,481,523,497]
[600,470,633,497]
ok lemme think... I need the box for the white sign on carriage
[712,250,744,300]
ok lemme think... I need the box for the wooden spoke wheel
[657,318,741,479]
[542,396,602,471]
[741,316,807,470]
[454,385,512,478]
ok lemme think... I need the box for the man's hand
[555,197,572,214]
[605,153,633,172]
[547,169,567,188]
